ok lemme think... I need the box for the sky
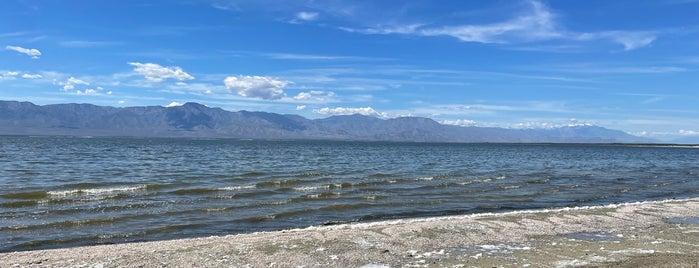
[1,0,698,141]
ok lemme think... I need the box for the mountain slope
[0,100,653,143]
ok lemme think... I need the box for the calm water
[1,136,698,252]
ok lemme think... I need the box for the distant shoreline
[2,134,697,147]
[3,197,698,267]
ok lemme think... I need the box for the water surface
[1,136,697,252]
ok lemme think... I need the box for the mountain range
[0,100,653,143]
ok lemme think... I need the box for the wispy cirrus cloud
[338,0,658,51]
[5,45,42,59]
[59,40,123,48]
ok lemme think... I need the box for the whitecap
[218,185,256,191]
[293,185,330,191]
[48,185,147,196]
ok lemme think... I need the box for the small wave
[415,177,435,181]
[217,185,257,191]
[241,171,266,177]
[369,173,394,178]
[238,215,276,223]
[256,179,304,187]
[500,185,521,190]
[293,185,331,192]
[4,217,124,231]
[1,191,49,200]
[206,190,278,200]
[171,188,220,195]
[294,172,323,178]
[48,185,147,197]
[0,200,39,208]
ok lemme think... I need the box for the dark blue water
[1,136,698,252]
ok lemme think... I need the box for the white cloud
[345,1,559,43]
[5,45,41,59]
[441,119,477,127]
[165,101,184,107]
[577,31,656,51]
[313,106,388,118]
[58,77,90,91]
[296,11,319,21]
[76,89,98,96]
[340,1,655,51]
[340,24,424,35]
[55,78,109,96]
[22,73,43,79]
[679,130,699,136]
[76,86,109,96]
[292,90,335,102]
[59,40,120,48]
[0,71,19,80]
[512,119,593,129]
[421,1,559,43]
[128,62,194,82]
[296,105,307,110]
[223,75,289,100]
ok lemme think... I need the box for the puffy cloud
[313,106,388,118]
[22,73,43,79]
[76,89,98,96]
[223,75,289,100]
[58,77,90,91]
[76,86,109,96]
[296,11,319,21]
[128,62,194,82]
[292,90,335,102]
[441,119,477,127]
[55,77,109,96]
[5,45,41,59]
[296,105,307,110]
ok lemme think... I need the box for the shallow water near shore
[1,136,698,252]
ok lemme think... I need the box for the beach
[1,197,698,267]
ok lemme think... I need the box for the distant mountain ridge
[0,100,654,143]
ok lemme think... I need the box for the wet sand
[2,198,698,267]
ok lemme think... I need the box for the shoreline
[2,198,698,267]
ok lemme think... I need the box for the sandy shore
[2,198,698,267]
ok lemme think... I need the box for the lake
[1,136,697,252]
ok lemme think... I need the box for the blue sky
[1,0,698,141]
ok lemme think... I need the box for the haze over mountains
[0,100,653,143]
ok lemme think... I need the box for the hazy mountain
[0,100,654,143]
